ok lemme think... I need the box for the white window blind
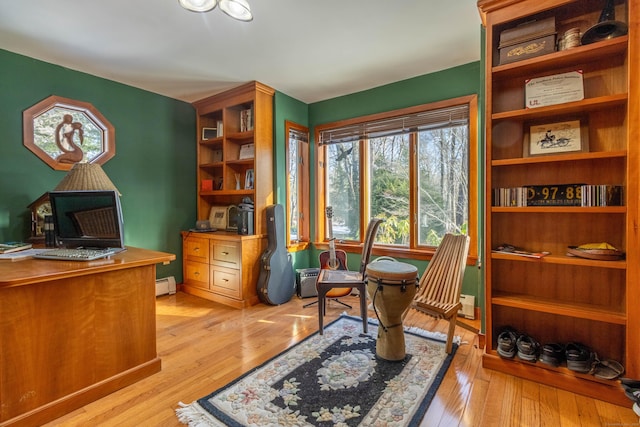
[319,104,469,145]
[289,127,309,143]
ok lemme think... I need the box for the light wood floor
[43,292,638,427]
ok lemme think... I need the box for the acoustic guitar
[318,206,351,298]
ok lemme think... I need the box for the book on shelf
[0,242,32,254]
[493,183,622,207]
[492,187,528,207]
[240,108,253,132]
[492,243,550,258]
[580,185,623,207]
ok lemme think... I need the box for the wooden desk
[0,247,175,427]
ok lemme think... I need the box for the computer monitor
[48,190,125,249]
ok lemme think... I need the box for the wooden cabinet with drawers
[181,231,265,308]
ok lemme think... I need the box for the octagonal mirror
[23,95,115,170]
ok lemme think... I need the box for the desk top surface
[0,246,175,288]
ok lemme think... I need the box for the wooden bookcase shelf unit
[192,81,274,236]
[183,81,274,308]
[478,0,638,407]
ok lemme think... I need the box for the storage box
[499,17,556,64]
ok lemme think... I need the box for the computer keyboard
[33,248,118,261]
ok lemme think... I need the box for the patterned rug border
[177,314,458,426]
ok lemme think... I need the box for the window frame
[315,95,478,263]
[285,120,310,251]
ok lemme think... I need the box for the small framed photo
[239,143,254,160]
[245,169,254,190]
[202,127,217,140]
[523,119,588,157]
[208,206,227,229]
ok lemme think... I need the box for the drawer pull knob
[223,278,229,282]
[194,272,200,276]
[222,251,229,255]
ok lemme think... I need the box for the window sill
[287,241,310,252]
[313,241,478,266]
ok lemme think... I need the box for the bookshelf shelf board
[199,189,255,197]
[492,36,628,78]
[491,206,626,214]
[226,159,254,167]
[199,137,223,146]
[491,252,626,269]
[492,94,628,121]
[492,151,627,166]
[491,292,626,324]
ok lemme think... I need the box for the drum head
[366,259,418,282]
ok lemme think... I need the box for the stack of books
[492,187,528,207]
[580,185,623,207]
[0,242,32,254]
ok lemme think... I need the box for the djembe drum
[366,259,419,361]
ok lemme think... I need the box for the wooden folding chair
[403,233,470,353]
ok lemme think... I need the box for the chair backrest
[417,233,470,304]
[358,218,384,274]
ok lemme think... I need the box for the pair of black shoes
[565,342,598,373]
[537,342,596,372]
[497,327,539,362]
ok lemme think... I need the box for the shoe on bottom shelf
[540,343,565,367]
[497,327,518,359]
[516,334,540,362]
[634,402,640,417]
[565,342,596,373]
[621,378,640,389]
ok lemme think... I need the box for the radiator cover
[156,276,176,296]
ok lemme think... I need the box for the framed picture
[202,127,217,140]
[245,169,254,190]
[523,119,588,157]
[208,206,227,230]
[239,143,254,159]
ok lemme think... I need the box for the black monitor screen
[48,190,125,249]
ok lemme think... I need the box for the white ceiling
[0,1,482,104]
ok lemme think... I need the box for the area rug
[176,314,457,427]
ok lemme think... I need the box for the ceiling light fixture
[179,0,217,13]
[219,0,253,21]
[179,0,253,21]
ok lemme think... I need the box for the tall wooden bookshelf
[192,81,274,236]
[478,0,638,406]
[182,81,274,308]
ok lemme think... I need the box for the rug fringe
[176,401,219,427]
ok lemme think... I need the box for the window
[316,95,478,260]
[285,121,310,249]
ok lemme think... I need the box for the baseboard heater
[458,294,475,319]
[155,276,176,296]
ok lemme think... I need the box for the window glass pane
[369,135,410,245]
[326,142,360,240]
[288,138,299,241]
[417,125,469,246]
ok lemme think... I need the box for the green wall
[273,91,311,268]
[0,49,196,280]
